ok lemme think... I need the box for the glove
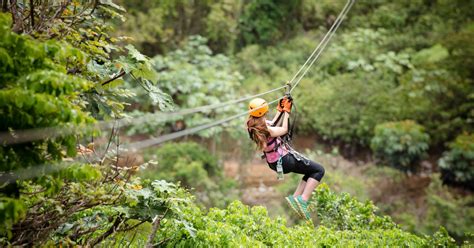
[277,98,285,112]
[283,97,292,113]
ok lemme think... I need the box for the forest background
[0,0,473,246]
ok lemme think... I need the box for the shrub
[300,73,398,146]
[371,120,430,171]
[143,142,219,186]
[310,184,395,231]
[424,176,474,243]
[439,133,474,189]
[238,0,300,46]
[143,142,237,208]
[157,184,457,247]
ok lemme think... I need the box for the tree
[0,0,172,244]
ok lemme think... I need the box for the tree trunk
[29,0,34,30]
[9,0,23,33]
[1,0,8,12]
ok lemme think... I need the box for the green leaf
[412,44,449,65]
[99,0,126,12]
[125,45,147,62]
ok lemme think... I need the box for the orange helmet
[248,98,268,117]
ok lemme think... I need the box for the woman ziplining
[242,0,355,220]
[246,95,325,220]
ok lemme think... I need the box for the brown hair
[246,116,270,151]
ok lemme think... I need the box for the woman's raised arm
[268,112,289,137]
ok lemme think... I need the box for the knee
[312,164,325,181]
[320,165,325,178]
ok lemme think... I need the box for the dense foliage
[0,1,170,245]
[238,1,300,46]
[156,184,455,247]
[142,142,238,208]
[125,36,243,137]
[1,0,473,246]
[0,14,93,170]
[439,133,474,189]
[371,121,430,171]
[280,151,474,244]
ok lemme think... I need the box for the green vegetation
[142,142,238,208]
[0,13,93,170]
[156,185,455,247]
[439,133,474,189]
[278,151,474,244]
[0,1,172,245]
[1,0,473,246]
[125,36,243,137]
[371,121,430,171]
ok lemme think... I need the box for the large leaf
[99,0,126,12]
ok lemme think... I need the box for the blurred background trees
[1,0,473,246]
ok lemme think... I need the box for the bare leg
[301,178,319,201]
[293,180,306,196]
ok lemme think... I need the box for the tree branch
[146,209,169,248]
[90,215,123,246]
[118,220,146,232]
[29,0,34,30]
[101,70,126,86]
[2,0,8,12]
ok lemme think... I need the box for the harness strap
[264,137,281,153]
[261,137,282,159]
[267,137,277,146]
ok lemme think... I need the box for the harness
[262,132,309,165]
[262,136,282,158]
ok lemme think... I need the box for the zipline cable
[0,85,286,145]
[0,97,283,183]
[1,0,356,180]
[0,0,354,146]
[291,0,355,92]
[124,97,284,151]
[287,0,354,86]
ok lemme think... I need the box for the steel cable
[290,0,355,92]
[0,85,285,145]
[287,0,354,87]
[0,97,283,182]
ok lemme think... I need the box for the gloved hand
[283,97,292,113]
[277,98,285,112]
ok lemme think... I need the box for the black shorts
[268,153,325,182]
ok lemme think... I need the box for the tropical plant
[0,1,171,244]
[0,13,94,170]
[116,0,214,55]
[142,142,238,208]
[126,36,243,137]
[156,184,456,247]
[371,120,430,171]
[439,133,474,189]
